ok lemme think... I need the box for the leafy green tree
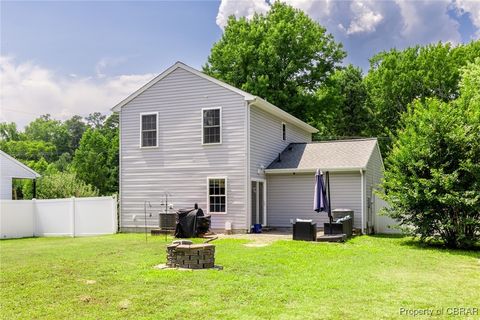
[85,112,107,129]
[381,62,480,249]
[365,41,480,142]
[73,114,119,195]
[315,65,369,137]
[204,2,345,122]
[24,114,69,159]
[52,152,72,172]
[0,122,22,141]
[0,140,56,162]
[64,115,88,154]
[103,112,119,131]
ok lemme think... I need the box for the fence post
[32,198,37,237]
[112,195,118,233]
[71,197,76,238]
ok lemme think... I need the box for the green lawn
[0,234,478,319]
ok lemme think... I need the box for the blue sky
[2,1,222,76]
[1,0,479,127]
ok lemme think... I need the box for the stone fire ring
[153,264,223,271]
[154,241,223,271]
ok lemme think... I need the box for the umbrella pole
[327,171,333,235]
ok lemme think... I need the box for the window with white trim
[203,108,221,144]
[208,178,226,213]
[282,122,286,141]
[141,113,158,147]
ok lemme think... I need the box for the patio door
[251,180,266,226]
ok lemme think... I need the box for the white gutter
[265,167,366,174]
[360,169,365,234]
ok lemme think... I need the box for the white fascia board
[265,167,365,174]
[248,97,318,134]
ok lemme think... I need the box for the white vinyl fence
[0,196,117,239]
[373,194,401,234]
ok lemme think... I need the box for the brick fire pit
[166,243,215,269]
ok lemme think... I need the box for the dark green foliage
[381,61,480,249]
[72,114,119,195]
[0,113,116,198]
[365,41,480,142]
[0,140,57,162]
[64,115,88,153]
[0,122,22,141]
[204,2,345,122]
[315,64,369,138]
[24,114,70,159]
[85,112,107,129]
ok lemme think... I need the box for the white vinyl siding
[266,172,363,229]
[140,112,158,148]
[202,108,222,144]
[0,152,39,200]
[366,145,388,233]
[119,67,247,231]
[249,105,311,180]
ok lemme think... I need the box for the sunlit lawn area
[0,234,478,319]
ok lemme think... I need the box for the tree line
[0,112,118,198]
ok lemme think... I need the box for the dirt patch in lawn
[216,231,295,247]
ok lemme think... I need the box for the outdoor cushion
[295,218,313,223]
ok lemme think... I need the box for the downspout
[118,111,122,232]
[245,100,251,232]
[360,169,365,234]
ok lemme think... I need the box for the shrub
[381,95,479,248]
[35,172,99,199]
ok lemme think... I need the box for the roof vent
[277,152,281,162]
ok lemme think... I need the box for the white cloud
[95,56,128,78]
[395,0,461,44]
[454,0,480,36]
[0,56,155,128]
[216,0,270,29]
[339,1,383,35]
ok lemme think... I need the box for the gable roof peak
[110,61,318,133]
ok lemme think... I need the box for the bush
[381,93,479,248]
[34,172,99,199]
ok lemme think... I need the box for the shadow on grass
[398,237,479,258]
[368,234,406,239]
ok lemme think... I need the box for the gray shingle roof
[266,139,378,171]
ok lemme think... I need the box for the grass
[0,234,479,319]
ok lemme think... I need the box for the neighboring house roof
[111,61,318,133]
[0,150,40,179]
[266,139,379,173]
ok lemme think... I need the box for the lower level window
[208,178,226,213]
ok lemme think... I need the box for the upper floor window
[202,108,222,144]
[141,113,158,147]
[282,122,286,141]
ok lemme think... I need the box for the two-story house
[112,62,387,234]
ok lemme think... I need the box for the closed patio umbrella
[314,169,333,233]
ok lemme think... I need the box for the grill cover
[174,207,211,238]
